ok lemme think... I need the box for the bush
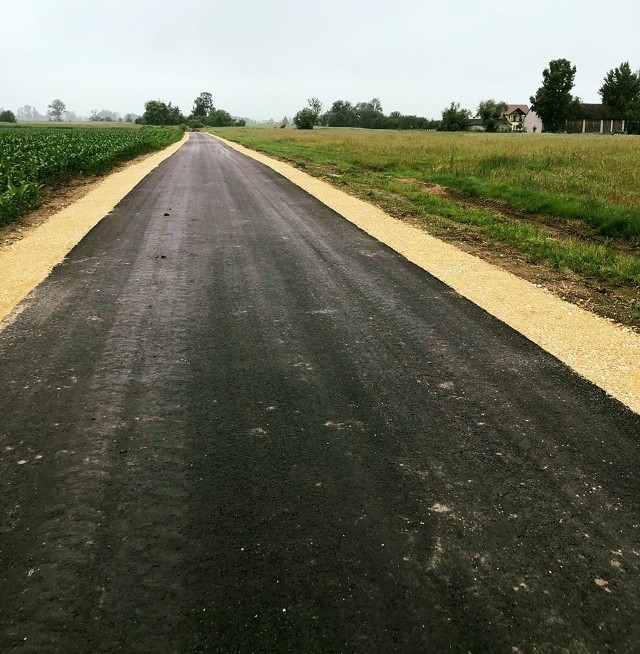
[0,109,17,123]
[293,108,317,129]
[440,102,471,131]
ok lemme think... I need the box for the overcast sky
[1,0,639,120]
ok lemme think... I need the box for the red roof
[502,104,530,117]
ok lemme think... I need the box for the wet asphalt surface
[0,133,638,653]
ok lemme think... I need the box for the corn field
[0,126,183,226]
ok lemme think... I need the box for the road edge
[0,133,189,329]
[209,133,640,416]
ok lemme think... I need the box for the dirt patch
[395,177,639,256]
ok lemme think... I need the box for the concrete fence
[566,119,626,134]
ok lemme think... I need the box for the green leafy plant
[0,126,183,226]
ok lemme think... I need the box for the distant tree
[439,102,471,131]
[293,107,317,129]
[387,111,402,129]
[355,98,386,128]
[322,100,357,127]
[138,100,185,125]
[599,61,640,132]
[477,99,507,132]
[16,105,45,121]
[63,110,79,122]
[207,109,233,126]
[626,100,640,134]
[320,98,436,130]
[191,91,214,118]
[167,103,184,125]
[90,109,120,122]
[123,113,139,123]
[47,99,67,121]
[0,109,16,123]
[530,59,580,132]
[281,116,290,126]
[307,97,323,121]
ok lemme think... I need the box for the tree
[323,100,357,127]
[293,107,317,129]
[16,105,45,121]
[530,59,580,132]
[47,99,67,121]
[138,100,185,125]
[208,109,233,126]
[0,109,16,123]
[599,61,640,132]
[355,98,385,128]
[440,102,471,131]
[192,92,214,118]
[307,97,323,121]
[626,100,640,134]
[477,99,507,132]
[90,109,121,122]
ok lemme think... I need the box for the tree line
[293,98,439,131]
[136,92,245,128]
[0,101,138,123]
[1,92,245,128]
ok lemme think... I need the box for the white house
[501,105,543,132]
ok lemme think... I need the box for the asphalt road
[1,132,638,653]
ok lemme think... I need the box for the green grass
[0,125,183,226]
[209,127,640,287]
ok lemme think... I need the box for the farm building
[467,105,542,132]
[500,105,543,133]
[566,104,626,134]
[466,118,485,132]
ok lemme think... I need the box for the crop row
[0,126,183,226]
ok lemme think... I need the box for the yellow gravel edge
[210,133,640,416]
[0,133,188,328]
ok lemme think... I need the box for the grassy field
[0,124,183,226]
[209,127,640,292]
